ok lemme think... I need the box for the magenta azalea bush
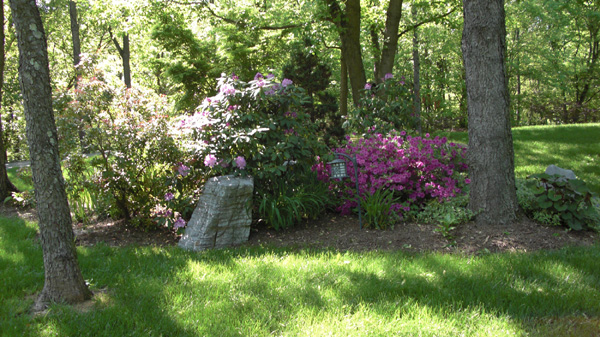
[314,132,468,218]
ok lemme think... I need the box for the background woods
[0,0,598,160]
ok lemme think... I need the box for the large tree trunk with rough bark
[10,0,92,311]
[461,0,518,226]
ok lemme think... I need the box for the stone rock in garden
[178,175,253,251]
[545,165,576,181]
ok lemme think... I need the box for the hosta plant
[527,173,599,231]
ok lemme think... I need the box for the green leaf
[561,212,573,220]
[547,189,562,201]
[553,203,568,212]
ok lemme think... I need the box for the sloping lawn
[437,123,600,193]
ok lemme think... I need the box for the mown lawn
[437,123,600,193]
[1,216,600,336]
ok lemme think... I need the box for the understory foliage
[180,73,330,229]
[314,132,469,228]
[56,76,188,228]
[519,174,600,231]
[344,75,416,136]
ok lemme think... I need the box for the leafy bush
[314,132,469,220]
[361,187,400,230]
[417,194,475,240]
[179,73,330,229]
[526,173,599,231]
[257,175,330,231]
[58,77,188,228]
[344,74,416,136]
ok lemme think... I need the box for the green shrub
[257,173,330,230]
[180,73,330,229]
[344,74,416,136]
[57,77,187,229]
[526,173,599,231]
[417,194,475,240]
[360,187,400,230]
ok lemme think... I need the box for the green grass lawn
[437,123,600,193]
[2,124,600,336]
[6,166,33,193]
[1,217,599,336]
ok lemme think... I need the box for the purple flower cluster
[219,84,236,96]
[313,132,468,217]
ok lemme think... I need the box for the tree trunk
[110,29,132,88]
[461,0,518,226]
[69,0,87,151]
[69,0,81,72]
[122,33,131,88]
[0,0,18,201]
[9,0,92,311]
[412,3,422,134]
[327,0,365,106]
[340,51,348,119]
[374,0,403,82]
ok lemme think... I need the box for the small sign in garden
[178,175,253,251]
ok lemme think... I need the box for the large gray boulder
[545,165,576,181]
[178,175,253,251]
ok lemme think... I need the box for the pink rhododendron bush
[314,132,469,219]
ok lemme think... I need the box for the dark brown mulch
[245,212,598,254]
[3,205,597,254]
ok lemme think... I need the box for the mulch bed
[3,205,597,254]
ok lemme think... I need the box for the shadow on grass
[3,218,600,336]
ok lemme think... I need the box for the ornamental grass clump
[314,132,469,220]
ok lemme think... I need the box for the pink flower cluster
[313,133,468,217]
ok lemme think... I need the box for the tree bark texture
[461,0,518,225]
[374,0,402,82]
[9,0,91,310]
[69,0,81,70]
[327,0,365,106]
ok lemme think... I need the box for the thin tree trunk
[122,33,131,88]
[0,0,18,200]
[374,0,403,82]
[9,0,92,311]
[462,0,518,226]
[110,29,131,88]
[69,0,87,151]
[69,0,80,73]
[340,52,348,119]
[327,0,365,106]
[412,3,422,134]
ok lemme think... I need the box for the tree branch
[398,7,457,38]
[108,27,123,57]
[168,0,305,30]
